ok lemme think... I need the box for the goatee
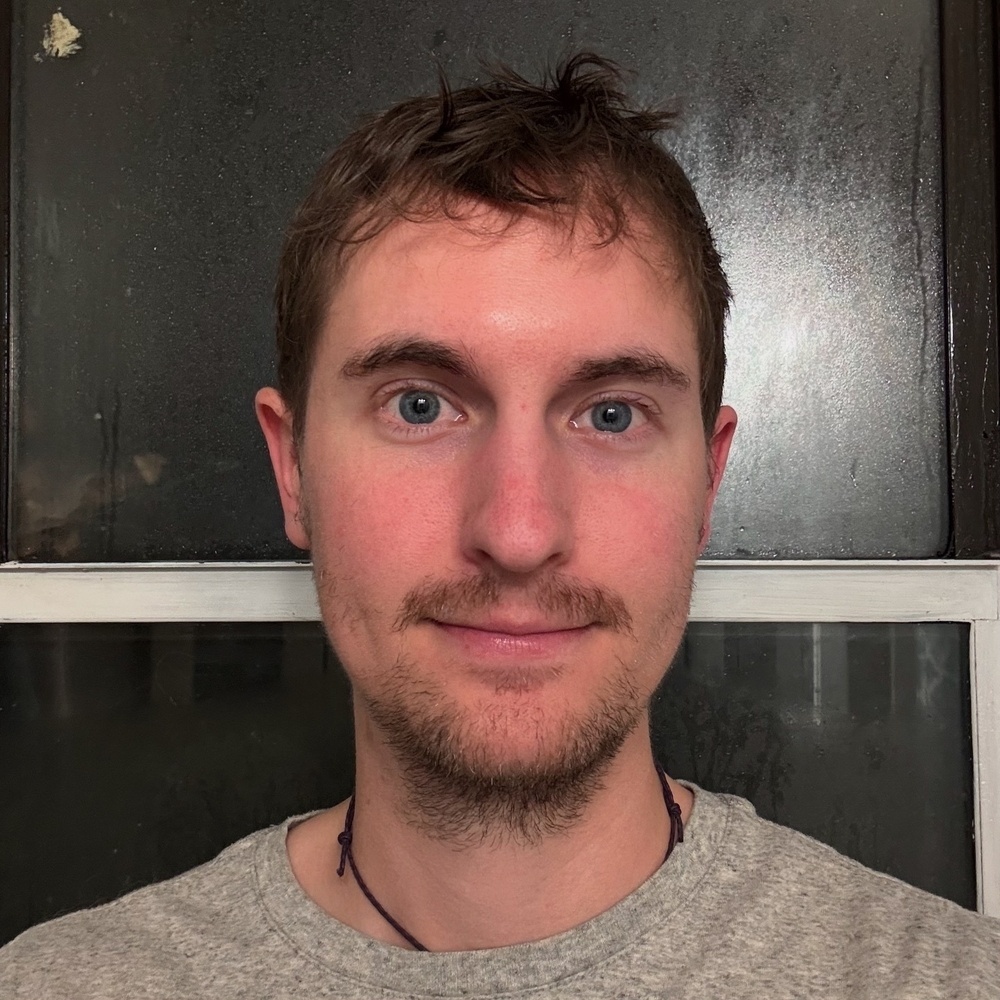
[361,657,648,848]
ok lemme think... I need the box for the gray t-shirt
[1,786,997,998]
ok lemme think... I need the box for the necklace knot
[667,800,683,846]
[336,828,351,877]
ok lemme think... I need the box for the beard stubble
[329,567,693,848]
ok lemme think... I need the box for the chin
[361,656,648,842]
[456,705,588,776]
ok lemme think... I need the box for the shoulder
[0,825,275,1000]
[690,789,1000,996]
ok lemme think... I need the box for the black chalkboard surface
[11,0,946,559]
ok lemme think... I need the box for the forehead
[322,211,698,374]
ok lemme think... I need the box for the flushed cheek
[307,462,454,628]
[308,434,451,539]
[585,475,703,569]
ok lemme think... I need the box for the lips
[430,620,595,659]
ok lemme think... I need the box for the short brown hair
[274,53,730,440]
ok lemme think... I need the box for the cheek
[589,480,703,671]
[305,456,454,607]
[587,471,705,572]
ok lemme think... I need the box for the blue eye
[590,400,633,433]
[398,389,441,424]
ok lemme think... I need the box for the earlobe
[254,387,311,550]
[699,405,738,552]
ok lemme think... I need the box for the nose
[459,417,574,576]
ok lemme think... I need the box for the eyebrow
[340,336,484,382]
[339,335,692,393]
[566,350,691,392]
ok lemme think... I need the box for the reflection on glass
[0,620,974,945]
[0,623,353,944]
[652,622,975,908]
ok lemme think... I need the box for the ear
[255,387,310,551]
[698,404,738,553]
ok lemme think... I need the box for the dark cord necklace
[336,766,684,952]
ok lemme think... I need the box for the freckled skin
[256,209,737,949]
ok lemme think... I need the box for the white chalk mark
[42,10,82,58]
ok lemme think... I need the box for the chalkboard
[10,0,946,559]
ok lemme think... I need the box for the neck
[287,729,693,951]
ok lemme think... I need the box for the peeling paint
[42,10,82,59]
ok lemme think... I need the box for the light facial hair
[354,569,692,848]
[361,652,649,848]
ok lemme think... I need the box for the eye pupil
[592,401,632,433]
[399,390,441,424]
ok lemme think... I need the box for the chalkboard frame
[1,0,10,563]
[941,0,1000,557]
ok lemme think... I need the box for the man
[2,53,997,999]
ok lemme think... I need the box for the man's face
[258,209,735,834]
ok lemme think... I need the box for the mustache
[392,571,634,638]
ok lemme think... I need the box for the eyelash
[376,381,659,440]
[574,392,660,437]
[378,381,464,437]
